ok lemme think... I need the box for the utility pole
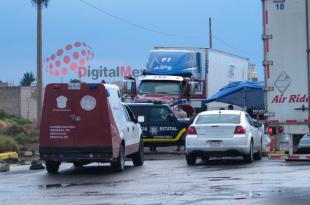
[32,0,48,127]
[209,17,213,49]
[37,0,42,127]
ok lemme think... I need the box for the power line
[79,0,209,38]
[212,35,258,55]
[79,0,258,55]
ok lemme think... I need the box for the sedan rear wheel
[254,140,262,160]
[186,153,197,166]
[244,141,254,163]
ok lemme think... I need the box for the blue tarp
[144,50,201,78]
[205,81,265,110]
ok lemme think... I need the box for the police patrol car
[127,103,192,148]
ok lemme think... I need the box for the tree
[20,72,35,86]
[31,0,49,7]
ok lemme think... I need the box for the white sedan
[185,110,262,165]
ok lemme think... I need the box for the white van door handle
[127,127,129,132]
[132,126,134,131]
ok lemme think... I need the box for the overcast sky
[0,0,263,85]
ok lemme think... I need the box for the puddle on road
[38,182,103,189]
[205,176,241,181]
[191,187,310,202]
[209,185,235,191]
[38,179,133,189]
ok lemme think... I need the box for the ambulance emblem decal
[80,95,96,111]
[274,71,291,94]
[56,96,68,109]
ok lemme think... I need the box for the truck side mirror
[184,84,192,97]
[121,79,136,97]
[190,81,203,95]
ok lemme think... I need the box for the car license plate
[208,141,222,147]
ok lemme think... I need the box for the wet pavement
[1,148,310,205]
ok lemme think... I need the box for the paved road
[1,148,310,205]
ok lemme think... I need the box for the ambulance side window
[122,105,131,121]
[124,105,136,122]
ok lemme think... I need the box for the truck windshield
[138,81,181,95]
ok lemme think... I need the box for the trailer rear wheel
[132,139,144,166]
[46,161,60,174]
[201,156,210,162]
[73,162,84,167]
[112,145,125,172]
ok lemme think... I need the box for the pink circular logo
[44,41,94,77]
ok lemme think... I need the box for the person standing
[172,105,187,151]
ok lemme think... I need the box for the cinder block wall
[20,87,37,121]
[0,87,21,116]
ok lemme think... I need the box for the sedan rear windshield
[196,114,240,124]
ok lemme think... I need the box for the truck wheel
[132,139,144,166]
[73,162,84,167]
[244,141,254,163]
[46,161,60,174]
[112,145,125,172]
[201,156,210,162]
[186,153,197,166]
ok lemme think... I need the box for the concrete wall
[0,86,41,121]
[0,87,21,117]
[20,87,37,121]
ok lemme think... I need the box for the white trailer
[206,49,249,109]
[263,0,310,160]
[140,47,249,111]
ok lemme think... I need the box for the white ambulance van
[40,83,144,173]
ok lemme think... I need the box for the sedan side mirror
[167,113,175,121]
[253,122,260,128]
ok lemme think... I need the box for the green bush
[3,124,25,136]
[14,132,38,144]
[0,135,19,153]
[0,110,31,125]
[11,117,31,125]
[0,110,38,153]
[0,109,9,119]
